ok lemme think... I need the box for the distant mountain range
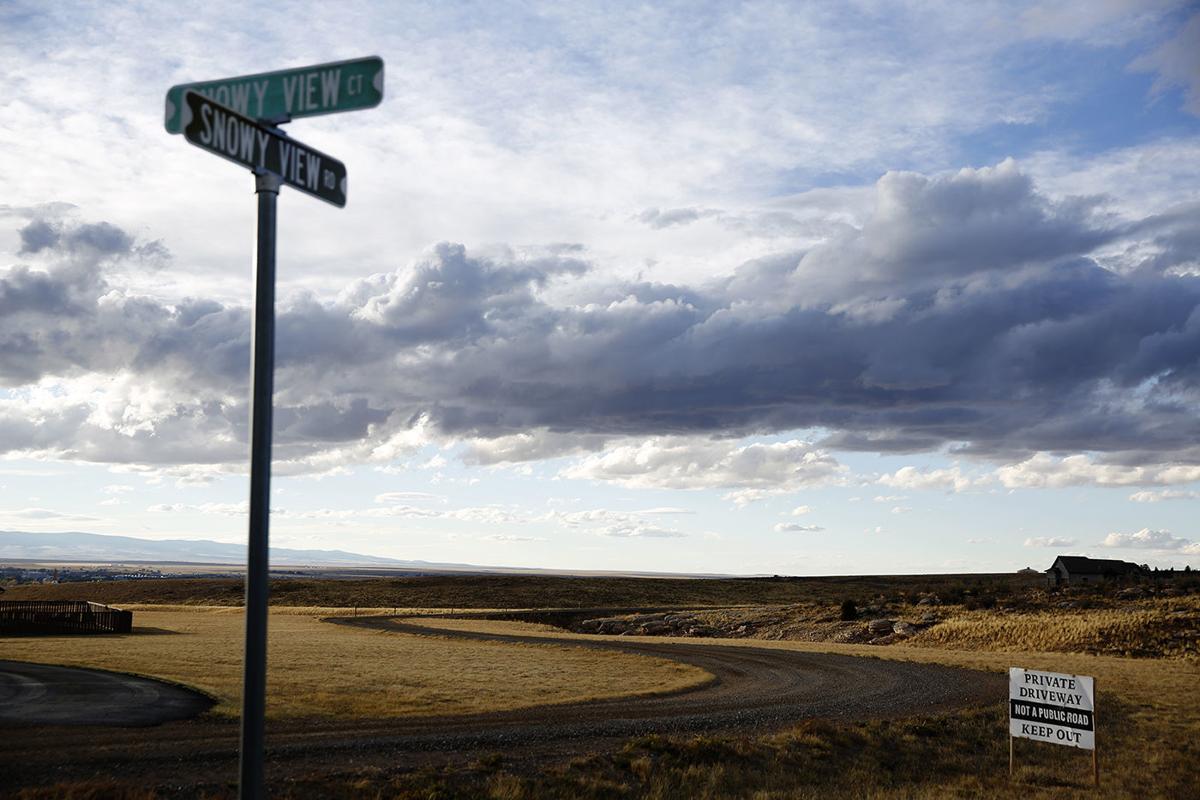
[0,530,739,577]
[0,530,454,568]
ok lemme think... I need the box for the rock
[868,618,895,635]
[640,622,671,635]
[832,627,869,643]
[892,621,917,637]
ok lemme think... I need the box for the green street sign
[181,90,347,207]
[165,56,383,133]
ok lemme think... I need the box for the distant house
[1046,556,1148,588]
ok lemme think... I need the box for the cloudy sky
[2,1,1199,574]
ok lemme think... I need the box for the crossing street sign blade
[181,91,347,208]
[166,56,383,133]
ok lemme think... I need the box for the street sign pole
[239,169,280,800]
[168,57,381,799]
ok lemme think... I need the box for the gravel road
[338,616,1006,736]
[0,615,1005,791]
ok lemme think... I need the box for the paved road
[0,660,214,727]
[0,615,1004,791]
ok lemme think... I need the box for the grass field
[5,575,1198,798]
[262,705,1195,799]
[324,615,1200,799]
[0,605,709,718]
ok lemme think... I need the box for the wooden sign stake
[1092,677,1100,787]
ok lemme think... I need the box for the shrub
[840,599,858,621]
[964,595,997,611]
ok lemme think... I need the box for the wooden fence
[0,600,133,634]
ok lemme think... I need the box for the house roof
[1047,556,1146,575]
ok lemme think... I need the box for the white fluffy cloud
[1098,527,1200,553]
[596,525,687,539]
[997,454,1200,489]
[147,502,247,516]
[774,522,825,533]
[3,507,99,522]
[1128,489,1200,502]
[1024,536,1078,547]
[555,508,688,539]
[481,534,545,543]
[373,491,443,504]
[878,466,975,492]
[1131,10,1200,116]
[560,437,845,497]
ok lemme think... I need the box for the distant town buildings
[0,565,169,585]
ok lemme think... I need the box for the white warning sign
[1009,667,1095,750]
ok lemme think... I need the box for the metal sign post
[167,58,382,799]
[239,169,280,799]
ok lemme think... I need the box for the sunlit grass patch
[0,605,709,718]
[909,598,1200,658]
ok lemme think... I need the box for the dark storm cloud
[18,218,134,258]
[17,219,61,253]
[4,161,1200,471]
[1125,202,1200,275]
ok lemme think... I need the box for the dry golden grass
[9,611,1198,798]
[383,617,1200,798]
[0,606,709,719]
[908,597,1200,658]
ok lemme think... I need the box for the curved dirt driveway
[0,615,1004,790]
[0,660,214,727]
[334,616,1007,739]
